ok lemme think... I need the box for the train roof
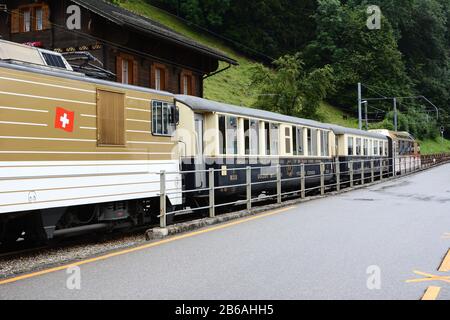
[175,95,332,130]
[370,129,416,141]
[329,125,388,140]
[0,59,174,98]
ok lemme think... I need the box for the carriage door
[194,113,206,188]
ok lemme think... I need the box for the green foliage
[370,109,439,140]
[149,0,317,59]
[304,0,413,109]
[250,53,334,119]
[419,137,450,155]
[150,0,231,27]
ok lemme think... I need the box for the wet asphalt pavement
[1,164,449,300]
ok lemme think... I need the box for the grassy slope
[115,0,356,124]
[419,138,450,155]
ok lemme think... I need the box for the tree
[251,53,334,119]
[303,0,413,110]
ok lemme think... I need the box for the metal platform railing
[155,153,449,228]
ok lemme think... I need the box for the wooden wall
[0,0,216,97]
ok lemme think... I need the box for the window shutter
[97,90,125,146]
[116,56,123,83]
[160,68,166,91]
[11,9,20,33]
[133,60,138,85]
[191,75,196,96]
[42,5,51,30]
[150,64,155,89]
[164,67,169,91]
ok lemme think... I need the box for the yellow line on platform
[406,271,450,284]
[438,249,450,272]
[421,286,441,300]
[0,206,296,286]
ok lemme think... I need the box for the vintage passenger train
[0,40,420,244]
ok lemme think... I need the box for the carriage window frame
[356,138,362,156]
[226,116,238,155]
[270,123,280,155]
[249,119,259,155]
[219,115,226,155]
[348,137,354,156]
[285,127,292,154]
[152,100,175,137]
[293,126,304,156]
[244,118,260,156]
[363,139,368,156]
[321,130,329,157]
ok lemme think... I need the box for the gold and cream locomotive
[0,40,413,245]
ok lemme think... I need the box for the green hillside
[113,0,356,125]
[420,138,450,155]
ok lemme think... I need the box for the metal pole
[393,156,396,177]
[364,101,369,130]
[371,159,375,183]
[160,170,166,228]
[350,161,354,187]
[361,160,365,185]
[300,163,306,199]
[246,166,252,211]
[320,163,325,196]
[358,82,363,130]
[336,159,341,192]
[393,98,398,132]
[277,164,282,204]
[380,159,384,181]
[209,168,215,218]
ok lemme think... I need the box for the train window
[97,90,125,146]
[293,127,297,155]
[384,142,388,156]
[321,131,329,156]
[307,129,312,156]
[356,138,362,156]
[250,120,259,155]
[226,116,238,155]
[374,141,379,156]
[363,139,368,156]
[270,124,280,155]
[348,137,354,156]
[219,115,226,154]
[311,129,319,156]
[293,127,304,155]
[265,122,270,155]
[285,127,292,154]
[244,119,250,155]
[152,101,175,136]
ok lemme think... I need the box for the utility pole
[393,98,398,132]
[363,101,368,130]
[358,82,362,130]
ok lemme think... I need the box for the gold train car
[0,40,182,243]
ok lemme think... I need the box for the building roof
[175,95,333,130]
[71,0,238,66]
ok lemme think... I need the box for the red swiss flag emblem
[54,107,75,132]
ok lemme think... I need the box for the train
[0,40,421,245]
